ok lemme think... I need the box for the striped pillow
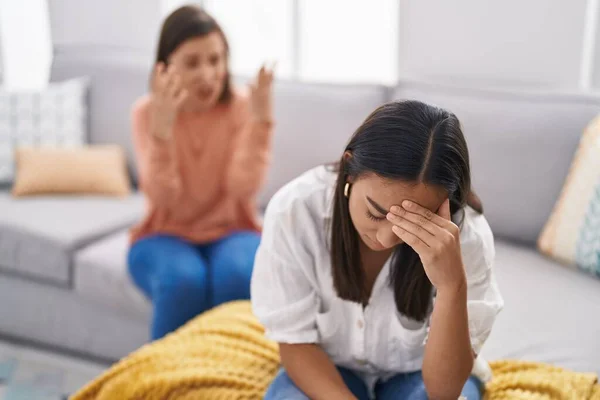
[538,115,600,277]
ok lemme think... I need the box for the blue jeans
[128,231,260,340]
[264,367,483,400]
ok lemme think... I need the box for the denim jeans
[128,231,260,340]
[264,367,483,400]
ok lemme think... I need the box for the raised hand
[150,62,189,140]
[249,62,276,123]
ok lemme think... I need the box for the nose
[376,225,400,249]
[195,64,213,83]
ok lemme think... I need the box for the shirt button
[357,320,364,329]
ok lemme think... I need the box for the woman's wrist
[252,111,274,125]
[436,276,467,304]
[435,264,467,297]
[150,119,174,141]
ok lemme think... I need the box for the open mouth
[197,87,214,99]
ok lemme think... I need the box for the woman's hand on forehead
[386,199,466,292]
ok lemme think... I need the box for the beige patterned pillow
[12,145,131,197]
[538,115,600,276]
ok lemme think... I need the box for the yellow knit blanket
[72,301,599,400]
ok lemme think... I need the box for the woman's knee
[264,369,309,400]
[377,372,482,400]
[155,253,208,295]
[209,248,256,305]
[127,236,168,292]
[128,235,182,271]
[129,235,208,296]
[127,238,152,277]
[461,376,484,399]
[265,367,368,400]
[210,232,261,278]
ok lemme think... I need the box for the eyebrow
[366,196,388,216]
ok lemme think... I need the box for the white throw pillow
[0,77,89,183]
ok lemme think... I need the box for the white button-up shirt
[251,166,503,394]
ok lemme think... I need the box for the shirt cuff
[265,329,319,345]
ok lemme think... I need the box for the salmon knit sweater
[129,88,273,244]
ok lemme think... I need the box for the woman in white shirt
[251,100,503,400]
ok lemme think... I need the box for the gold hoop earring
[344,183,350,198]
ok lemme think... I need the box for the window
[160,0,398,84]
[204,0,294,79]
[298,0,398,84]
[0,0,52,89]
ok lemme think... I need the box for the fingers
[167,73,182,98]
[388,200,461,254]
[402,200,456,233]
[387,209,437,247]
[391,225,429,255]
[152,63,165,93]
[154,62,185,103]
[264,60,277,76]
[153,62,172,94]
[167,68,187,110]
[437,198,452,221]
[258,61,274,74]
[163,65,179,96]
[256,61,276,85]
[388,205,443,237]
[174,88,189,109]
[387,208,439,247]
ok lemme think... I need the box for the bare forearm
[226,120,272,197]
[422,282,474,399]
[142,134,182,206]
[279,343,356,400]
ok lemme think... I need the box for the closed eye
[185,56,199,69]
[366,209,386,222]
[209,54,220,66]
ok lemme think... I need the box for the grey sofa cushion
[392,80,600,244]
[74,229,149,318]
[0,272,148,361]
[258,80,388,207]
[0,191,144,285]
[482,240,600,375]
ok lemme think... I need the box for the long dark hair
[330,100,483,322]
[153,5,232,103]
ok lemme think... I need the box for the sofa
[0,51,599,377]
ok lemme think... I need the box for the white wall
[397,0,589,89]
[48,0,161,53]
[4,0,600,90]
[0,0,52,89]
[589,0,600,88]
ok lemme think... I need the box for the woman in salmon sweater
[128,6,275,340]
